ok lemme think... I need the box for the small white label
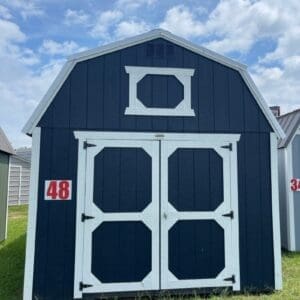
[44,180,72,200]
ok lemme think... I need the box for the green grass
[0,205,300,299]
[0,205,27,300]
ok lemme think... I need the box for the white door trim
[73,137,160,298]
[160,138,240,291]
[74,131,240,143]
[73,131,241,297]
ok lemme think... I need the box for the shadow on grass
[0,233,26,300]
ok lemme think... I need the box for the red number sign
[291,178,300,191]
[45,180,72,200]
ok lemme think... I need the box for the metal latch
[221,143,232,151]
[79,281,93,291]
[224,275,235,283]
[81,213,95,222]
[222,210,234,219]
[83,141,96,149]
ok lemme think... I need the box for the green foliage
[0,205,300,299]
[0,205,27,300]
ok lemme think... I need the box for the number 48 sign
[45,180,72,200]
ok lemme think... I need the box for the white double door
[74,133,240,298]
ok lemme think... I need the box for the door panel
[91,221,152,283]
[75,133,240,297]
[161,140,239,290]
[169,220,225,279]
[82,140,159,293]
[168,148,223,211]
[93,147,152,212]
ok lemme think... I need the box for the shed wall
[8,157,30,205]
[292,135,300,250]
[33,39,275,299]
[0,151,9,241]
[278,148,288,249]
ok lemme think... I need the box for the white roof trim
[22,29,285,139]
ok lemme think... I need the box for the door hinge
[222,210,234,219]
[79,281,93,291]
[224,275,236,283]
[83,141,96,149]
[81,213,95,222]
[221,143,232,151]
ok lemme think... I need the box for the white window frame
[125,66,195,116]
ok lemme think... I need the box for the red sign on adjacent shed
[45,180,72,200]
[290,178,300,191]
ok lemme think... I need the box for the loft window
[124,66,195,117]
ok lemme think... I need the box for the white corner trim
[23,127,41,300]
[22,29,284,140]
[125,66,195,117]
[286,143,296,251]
[270,133,283,290]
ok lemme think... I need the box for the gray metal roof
[0,127,14,155]
[15,147,31,163]
[278,109,300,148]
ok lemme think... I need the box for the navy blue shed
[23,29,284,300]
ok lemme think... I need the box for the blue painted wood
[237,133,274,290]
[169,220,224,279]
[259,133,274,286]
[70,63,87,129]
[168,149,223,211]
[244,86,260,132]
[87,57,104,129]
[214,63,230,131]
[120,47,137,130]
[33,36,276,297]
[166,41,184,131]
[92,221,151,283]
[93,148,151,212]
[228,70,244,132]
[33,128,77,300]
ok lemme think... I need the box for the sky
[0,0,300,148]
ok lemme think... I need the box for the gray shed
[8,147,31,206]
[0,127,14,241]
[278,109,300,251]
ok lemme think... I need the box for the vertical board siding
[0,152,9,242]
[70,63,87,129]
[238,133,274,290]
[87,57,104,129]
[8,157,31,205]
[292,136,300,250]
[33,129,77,300]
[39,38,271,134]
[213,63,230,131]
[34,37,275,298]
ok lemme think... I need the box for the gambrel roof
[22,29,285,139]
[278,109,300,148]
